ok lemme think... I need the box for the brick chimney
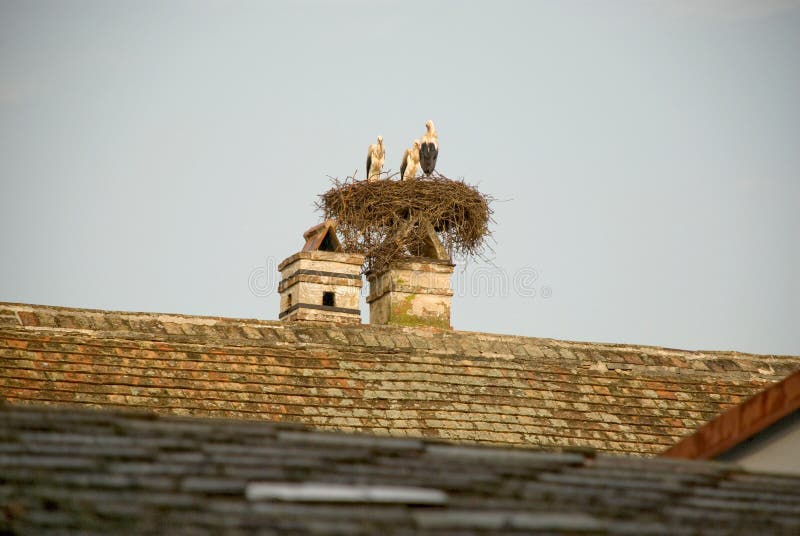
[366,221,454,329]
[366,258,454,329]
[278,221,365,324]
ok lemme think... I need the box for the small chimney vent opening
[322,291,335,307]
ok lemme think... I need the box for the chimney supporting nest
[367,258,455,330]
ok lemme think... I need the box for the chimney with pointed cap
[278,220,364,324]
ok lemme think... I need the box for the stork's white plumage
[366,135,385,182]
[400,139,421,181]
[419,120,439,175]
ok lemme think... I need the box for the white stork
[366,135,385,182]
[400,139,421,181]
[419,120,438,175]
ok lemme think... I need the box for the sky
[1,0,798,355]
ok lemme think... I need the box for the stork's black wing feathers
[420,143,438,175]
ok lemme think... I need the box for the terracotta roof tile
[1,302,798,456]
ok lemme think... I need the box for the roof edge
[1,301,798,361]
[661,370,800,459]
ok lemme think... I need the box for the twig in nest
[316,174,494,272]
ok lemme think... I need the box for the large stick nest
[317,173,494,272]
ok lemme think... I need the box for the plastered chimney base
[367,258,454,330]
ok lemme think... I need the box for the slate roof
[1,302,798,456]
[2,403,800,535]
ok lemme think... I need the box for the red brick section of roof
[662,370,800,460]
[1,302,797,456]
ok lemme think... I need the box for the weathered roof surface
[663,370,800,459]
[2,404,800,535]
[1,302,798,456]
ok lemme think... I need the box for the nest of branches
[317,173,493,272]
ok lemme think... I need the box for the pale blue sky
[1,1,798,355]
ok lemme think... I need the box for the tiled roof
[2,404,800,535]
[663,370,800,460]
[1,302,798,456]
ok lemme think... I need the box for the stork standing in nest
[366,135,385,182]
[419,120,438,175]
[400,139,421,181]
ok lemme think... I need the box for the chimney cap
[302,219,342,252]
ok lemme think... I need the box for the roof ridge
[2,301,797,360]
